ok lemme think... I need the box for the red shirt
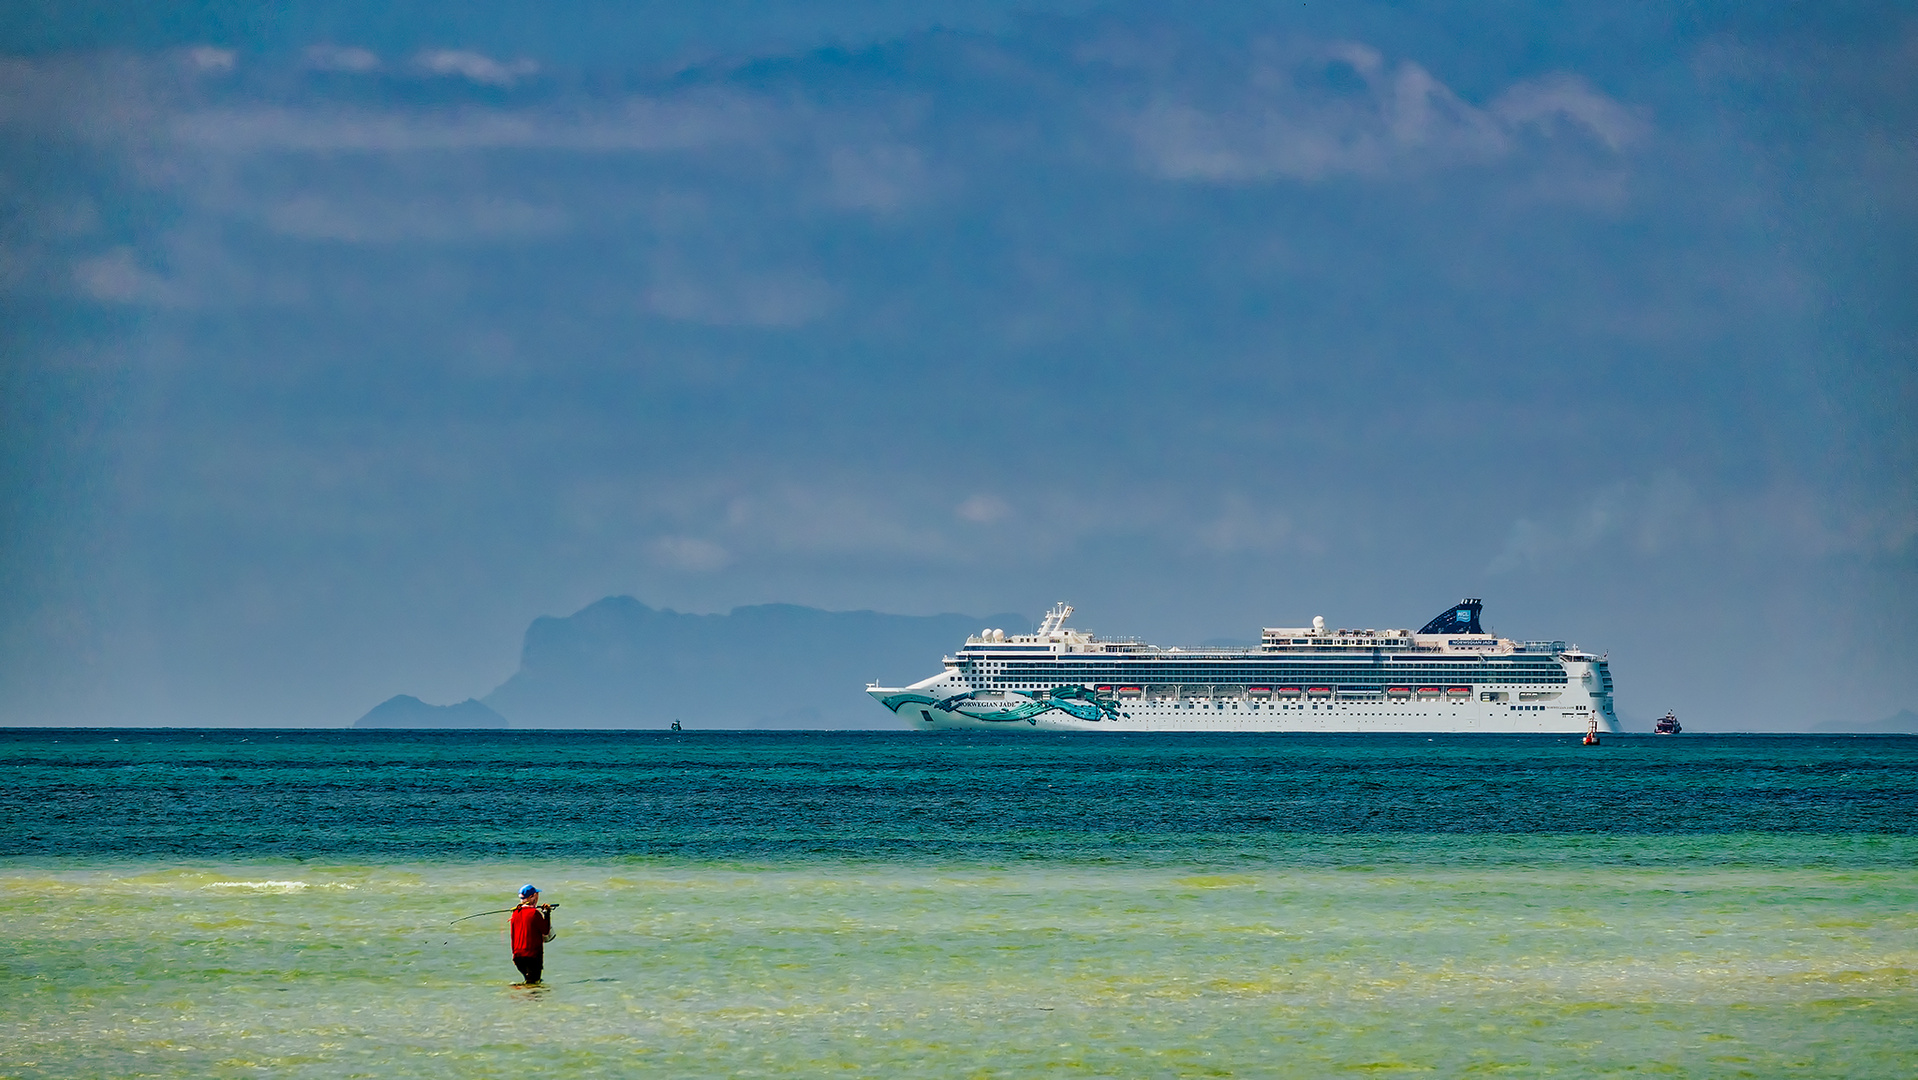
[510,905,549,957]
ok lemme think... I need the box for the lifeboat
[1306,687,1333,698]
[1385,687,1412,699]
[1446,686,1471,697]
[1276,687,1302,698]
[1117,685,1142,698]
[1248,686,1272,698]
[1416,687,1442,699]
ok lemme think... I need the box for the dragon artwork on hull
[879,684,1124,725]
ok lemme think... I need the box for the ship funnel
[1417,599,1484,636]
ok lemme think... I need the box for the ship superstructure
[868,599,1619,733]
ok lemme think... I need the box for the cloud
[0,54,174,140]
[825,144,932,212]
[649,536,732,572]
[263,195,570,242]
[1488,473,1709,573]
[955,494,1010,523]
[168,96,770,153]
[601,480,974,565]
[643,263,836,328]
[71,247,185,306]
[305,45,380,74]
[1491,74,1647,151]
[415,50,538,87]
[1487,475,1918,573]
[1190,494,1300,554]
[185,47,236,75]
[1125,40,1641,182]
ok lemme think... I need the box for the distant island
[355,599,1029,730]
[353,695,508,729]
[1807,709,1917,734]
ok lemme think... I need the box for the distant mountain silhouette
[480,598,1031,729]
[1807,708,1917,734]
[354,694,508,729]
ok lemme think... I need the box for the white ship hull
[872,688,1618,733]
[868,599,1620,735]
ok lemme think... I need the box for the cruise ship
[868,599,1618,733]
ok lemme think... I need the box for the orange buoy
[1581,716,1600,746]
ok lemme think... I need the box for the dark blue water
[6,730,1914,863]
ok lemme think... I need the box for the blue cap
[520,884,539,897]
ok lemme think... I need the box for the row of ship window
[970,664,1560,671]
[982,674,1568,679]
[980,685,1565,700]
[966,657,1562,665]
[979,676,1567,685]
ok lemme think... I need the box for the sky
[1,1,1913,729]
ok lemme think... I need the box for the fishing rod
[450,903,558,925]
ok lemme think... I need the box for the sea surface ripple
[4,730,1915,862]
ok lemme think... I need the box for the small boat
[1654,710,1682,735]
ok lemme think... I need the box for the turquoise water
[4,732,1916,1077]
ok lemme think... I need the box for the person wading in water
[509,884,556,984]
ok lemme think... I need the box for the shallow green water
[5,732,1916,1076]
[6,847,1915,1078]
